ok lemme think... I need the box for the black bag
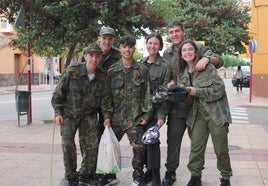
[167,85,190,102]
[152,85,190,103]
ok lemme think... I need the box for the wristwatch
[204,56,210,61]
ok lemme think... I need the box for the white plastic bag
[96,126,121,174]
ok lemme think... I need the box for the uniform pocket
[111,79,124,108]
[133,78,145,97]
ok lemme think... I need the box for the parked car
[53,70,61,81]
[232,70,250,87]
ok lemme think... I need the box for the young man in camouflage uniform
[77,26,121,186]
[103,35,154,186]
[51,43,112,186]
[97,26,121,73]
[78,26,120,72]
[95,26,122,186]
[162,21,224,186]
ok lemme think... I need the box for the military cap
[99,26,115,36]
[84,43,103,54]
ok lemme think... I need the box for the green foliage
[146,0,179,34]
[221,55,250,68]
[0,0,251,66]
[0,0,166,66]
[179,0,250,55]
[133,50,143,61]
[149,0,251,55]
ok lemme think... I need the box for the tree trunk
[64,43,77,69]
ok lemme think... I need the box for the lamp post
[15,4,32,124]
[26,5,32,123]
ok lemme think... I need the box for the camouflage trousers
[60,115,100,180]
[187,104,232,179]
[112,123,146,181]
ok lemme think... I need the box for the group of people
[51,21,233,186]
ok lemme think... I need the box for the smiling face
[84,51,102,71]
[120,44,135,61]
[146,36,161,56]
[181,42,197,64]
[119,35,136,62]
[98,34,115,54]
[167,25,185,47]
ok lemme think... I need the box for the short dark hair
[146,33,163,50]
[167,21,184,31]
[119,35,136,47]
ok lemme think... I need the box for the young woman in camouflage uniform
[139,33,171,186]
[176,40,232,186]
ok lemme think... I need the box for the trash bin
[15,90,30,112]
[15,90,31,126]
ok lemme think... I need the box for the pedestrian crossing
[230,106,249,124]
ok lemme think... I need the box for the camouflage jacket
[107,59,153,128]
[178,63,232,128]
[140,54,172,120]
[99,46,121,73]
[163,41,224,81]
[51,63,112,119]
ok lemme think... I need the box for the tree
[222,55,250,68]
[149,0,251,55]
[0,0,166,67]
[0,0,251,65]
[178,0,250,55]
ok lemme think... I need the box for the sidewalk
[0,84,55,95]
[0,83,268,186]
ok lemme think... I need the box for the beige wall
[250,0,268,98]
[0,41,45,86]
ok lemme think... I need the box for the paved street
[0,80,268,186]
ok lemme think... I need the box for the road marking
[230,106,249,124]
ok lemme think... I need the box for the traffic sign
[249,39,257,53]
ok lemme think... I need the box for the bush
[133,51,143,61]
[221,55,250,68]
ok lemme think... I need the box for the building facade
[0,18,61,87]
[250,0,268,98]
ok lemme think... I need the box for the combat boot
[64,178,78,186]
[186,176,201,186]
[220,178,230,186]
[144,170,153,183]
[78,174,99,186]
[151,169,161,186]
[98,174,119,186]
[162,171,176,186]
